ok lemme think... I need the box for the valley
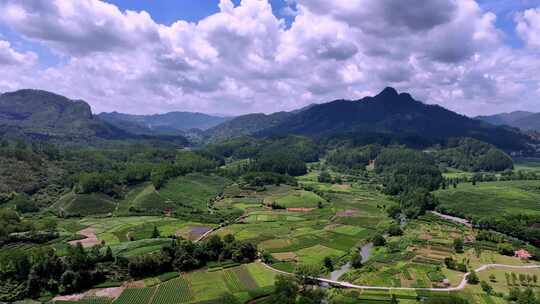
[2,88,540,304]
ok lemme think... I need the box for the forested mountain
[0,90,129,141]
[0,89,188,146]
[476,111,540,131]
[98,111,230,135]
[259,87,531,151]
[204,112,293,142]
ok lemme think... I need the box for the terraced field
[108,263,276,304]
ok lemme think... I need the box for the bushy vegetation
[376,147,443,195]
[435,138,513,172]
[326,144,382,172]
[0,243,114,301]
[128,234,257,277]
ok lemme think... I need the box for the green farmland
[434,180,540,218]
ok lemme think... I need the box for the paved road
[430,211,472,227]
[263,262,540,292]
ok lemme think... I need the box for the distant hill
[0,89,188,146]
[98,111,231,135]
[512,113,540,131]
[477,111,540,132]
[257,87,531,151]
[476,111,536,128]
[204,112,294,142]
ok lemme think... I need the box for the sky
[0,0,539,117]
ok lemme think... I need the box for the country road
[262,262,540,292]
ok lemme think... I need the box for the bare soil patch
[287,207,314,212]
[68,227,100,248]
[124,280,146,288]
[271,252,298,261]
[52,287,125,302]
[332,184,351,190]
[419,233,433,241]
[336,209,359,217]
[176,226,212,241]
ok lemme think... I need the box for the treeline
[435,205,540,250]
[434,138,513,172]
[0,233,257,301]
[128,234,257,277]
[374,148,443,220]
[76,150,219,194]
[205,136,321,185]
[376,147,443,195]
[0,209,60,245]
[0,140,221,210]
[326,144,381,173]
[0,243,115,301]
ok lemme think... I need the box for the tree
[350,251,363,269]
[517,288,537,304]
[295,264,322,286]
[497,243,514,256]
[480,281,492,294]
[467,271,479,284]
[272,275,298,304]
[323,256,334,271]
[104,246,114,262]
[508,287,521,301]
[453,238,464,253]
[13,194,39,213]
[318,171,332,183]
[372,234,386,247]
[386,205,401,220]
[387,224,403,236]
[151,226,160,238]
[489,274,496,282]
[223,234,235,244]
[221,292,240,304]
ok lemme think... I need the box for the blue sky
[0,0,539,116]
[107,0,296,24]
[6,0,536,69]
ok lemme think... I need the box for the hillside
[0,89,131,142]
[512,113,540,131]
[204,112,293,142]
[98,111,230,135]
[476,111,540,131]
[260,87,531,151]
[476,111,534,126]
[0,89,188,146]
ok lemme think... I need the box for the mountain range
[97,111,230,135]
[0,87,536,152]
[476,111,540,132]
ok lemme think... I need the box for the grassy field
[52,192,116,216]
[159,173,228,211]
[434,180,540,218]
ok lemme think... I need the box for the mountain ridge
[256,87,532,151]
[476,111,540,132]
[97,111,231,135]
[0,89,188,146]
